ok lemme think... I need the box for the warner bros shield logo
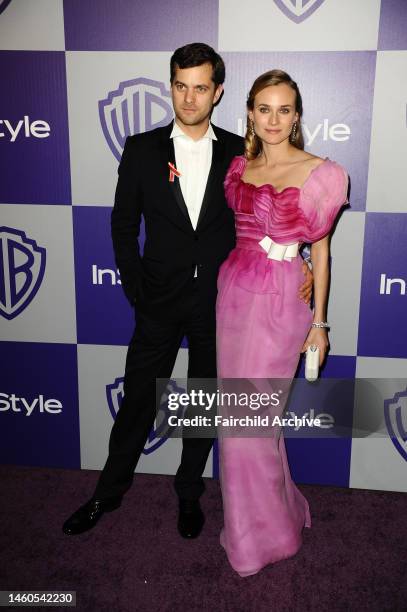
[0,0,12,15]
[274,0,326,23]
[99,77,173,161]
[0,227,46,320]
[106,377,186,455]
[384,388,407,462]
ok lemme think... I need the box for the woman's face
[249,83,299,147]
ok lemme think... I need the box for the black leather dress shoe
[62,496,122,535]
[177,499,205,539]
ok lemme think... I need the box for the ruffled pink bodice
[224,155,348,247]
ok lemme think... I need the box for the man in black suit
[63,43,311,538]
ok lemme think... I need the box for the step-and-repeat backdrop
[1,0,406,492]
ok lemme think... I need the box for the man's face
[171,63,223,130]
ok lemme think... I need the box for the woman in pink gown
[216,70,348,577]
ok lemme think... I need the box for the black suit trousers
[94,278,217,501]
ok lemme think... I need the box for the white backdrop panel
[77,345,211,477]
[350,356,407,492]
[0,204,76,343]
[66,51,173,206]
[366,51,407,213]
[0,0,65,51]
[219,0,381,51]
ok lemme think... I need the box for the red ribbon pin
[168,162,181,182]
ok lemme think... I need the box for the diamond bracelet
[311,321,330,329]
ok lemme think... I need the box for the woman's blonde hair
[245,69,304,160]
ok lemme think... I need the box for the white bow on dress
[258,236,299,261]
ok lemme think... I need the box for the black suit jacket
[111,121,244,318]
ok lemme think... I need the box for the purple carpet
[0,465,406,611]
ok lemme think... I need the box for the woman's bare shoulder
[296,152,325,170]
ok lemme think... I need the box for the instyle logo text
[0,393,62,416]
[0,116,51,142]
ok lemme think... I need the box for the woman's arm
[301,234,330,364]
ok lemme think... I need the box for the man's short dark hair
[170,42,225,86]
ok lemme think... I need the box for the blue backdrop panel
[0,341,80,468]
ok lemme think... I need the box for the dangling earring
[290,122,297,143]
[250,120,256,137]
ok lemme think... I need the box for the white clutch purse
[305,344,320,382]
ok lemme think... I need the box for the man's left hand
[298,261,313,304]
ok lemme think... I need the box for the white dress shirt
[170,121,216,230]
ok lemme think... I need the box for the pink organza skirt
[216,245,312,577]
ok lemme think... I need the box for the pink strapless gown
[216,156,348,577]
